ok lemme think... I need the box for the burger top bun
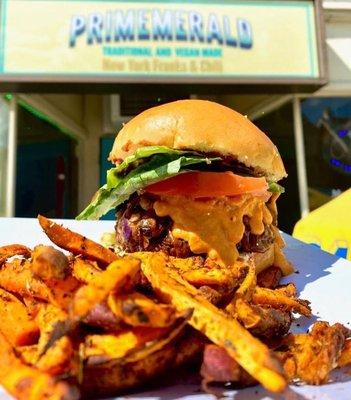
[109,100,286,181]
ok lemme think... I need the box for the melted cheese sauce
[267,193,280,225]
[272,226,294,275]
[154,195,273,267]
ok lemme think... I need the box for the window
[301,98,351,211]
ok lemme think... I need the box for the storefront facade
[302,1,351,209]
[1,0,341,234]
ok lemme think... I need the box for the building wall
[318,1,351,94]
[77,95,103,212]
[41,94,84,127]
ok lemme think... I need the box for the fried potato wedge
[71,258,102,284]
[0,244,31,265]
[168,256,204,272]
[38,215,117,266]
[0,288,39,346]
[235,259,257,300]
[108,292,176,328]
[38,337,74,376]
[277,322,349,384]
[36,304,69,358]
[83,322,183,364]
[0,332,79,400]
[181,268,239,288]
[19,337,74,377]
[84,331,141,362]
[83,302,121,331]
[138,252,286,393]
[226,259,256,316]
[72,257,140,319]
[22,297,42,319]
[198,285,222,305]
[38,258,141,355]
[30,251,81,311]
[275,283,297,298]
[16,345,38,365]
[170,256,244,292]
[125,313,192,363]
[0,259,55,303]
[32,245,69,282]
[81,327,203,399]
[252,287,311,317]
[48,276,81,311]
[228,298,259,328]
[338,340,351,367]
[233,299,291,339]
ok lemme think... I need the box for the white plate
[1,218,351,400]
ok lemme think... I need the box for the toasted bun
[251,244,275,274]
[110,100,286,181]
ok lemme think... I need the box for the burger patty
[115,195,275,257]
[116,197,191,257]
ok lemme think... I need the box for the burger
[77,99,293,277]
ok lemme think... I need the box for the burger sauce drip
[271,226,294,275]
[153,195,273,267]
[267,192,280,226]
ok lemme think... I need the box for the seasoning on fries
[0,217,349,400]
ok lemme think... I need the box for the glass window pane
[302,97,351,211]
[0,97,9,216]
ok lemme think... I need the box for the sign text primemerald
[69,9,253,49]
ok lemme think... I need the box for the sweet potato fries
[0,216,349,399]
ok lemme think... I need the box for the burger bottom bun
[250,244,275,275]
[81,327,204,399]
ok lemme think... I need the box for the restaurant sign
[0,0,322,84]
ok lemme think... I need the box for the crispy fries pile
[0,216,350,399]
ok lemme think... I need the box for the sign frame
[0,0,327,93]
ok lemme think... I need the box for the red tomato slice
[145,171,268,198]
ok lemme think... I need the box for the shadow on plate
[281,234,339,293]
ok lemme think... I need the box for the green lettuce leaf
[76,145,284,221]
[77,150,219,220]
[268,181,285,193]
[106,146,207,188]
[113,146,186,174]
